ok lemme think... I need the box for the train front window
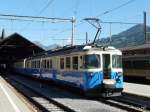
[84,54,100,69]
[112,55,122,68]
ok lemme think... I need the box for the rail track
[5,76,76,112]
[96,95,150,112]
[113,93,150,110]
[5,74,150,112]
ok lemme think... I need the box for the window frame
[112,55,122,69]
[66,57,71,69]
[72,56,78,70]
[60,58,65,69]
[83,54,101,69]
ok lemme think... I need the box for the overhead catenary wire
[73,0,80,17]
[0,0,138,34]
[96,0,136,17]
[56,0,137,36]
[0,0,139,45]
[37,0,55,16]
[99,21,140,25]
[20,0,55,31]
[0,14,72,22]
[77,0,137,27]
[0,14,75,44]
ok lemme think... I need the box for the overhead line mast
[0,14,75,46]
[144,11,147,44]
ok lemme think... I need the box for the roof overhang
[0,33,45,64]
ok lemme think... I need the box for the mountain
[97,24,150,48]
[33,41,61,50]
[34,24,150,49]
[33,41,47,50]
[45,44,61,50]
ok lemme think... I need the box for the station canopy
[120,44,150,56]
[0,33,45,64]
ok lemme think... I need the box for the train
[123,54,150,79]
[13,44,123,97]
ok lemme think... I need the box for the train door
[102,54,111,79]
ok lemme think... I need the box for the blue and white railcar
[13,45,123,97]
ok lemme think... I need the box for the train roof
[122,54,150,61]
[120,44,150,56]
[120,43,150,51]
[28,44,120,59]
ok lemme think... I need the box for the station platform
[123,82,150,98]
[0,76,34,112]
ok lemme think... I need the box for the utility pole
[0,29,5,41]
[71,17,75,46]
[86,32,88,44]
[109,23,112,45]
[144,11,147,44]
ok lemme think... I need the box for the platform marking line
[0,82,21,112]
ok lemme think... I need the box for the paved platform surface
[124,82,150,98]
[0,76,34,112]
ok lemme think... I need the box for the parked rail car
[123,54,150,79]
[13,45,123,97]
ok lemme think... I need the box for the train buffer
[0,76,35,112]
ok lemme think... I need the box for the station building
[0,31,45,72]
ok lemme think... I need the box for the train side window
[72,56,78,70]
[42,60,46,68]
[80,56,83,69]
[133,60,147,69]
[31,61,33,68]
[44,60,46,68]
[66,57,71,69]
[42,60,44,68]
[60,58,64,69]
[46,60,50,69]
[36,61,39,68]
[146,60,150,69]
[33,61,35,68]
[49,59,53,69]
[27,61,30,68]
[25,61,28,68]
[35,61,37,68]
[31,61,35,68]
[38,61,40,68]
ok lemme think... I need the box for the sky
[0,0,150,46]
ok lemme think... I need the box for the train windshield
[84,54,100,69]
[112,55,122,68]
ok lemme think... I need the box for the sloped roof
[0,33,45,63]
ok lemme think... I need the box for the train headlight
[103,79,116,85]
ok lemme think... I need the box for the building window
[66,57,71,69]
[72,56,78,70]
[60,58,64,69]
